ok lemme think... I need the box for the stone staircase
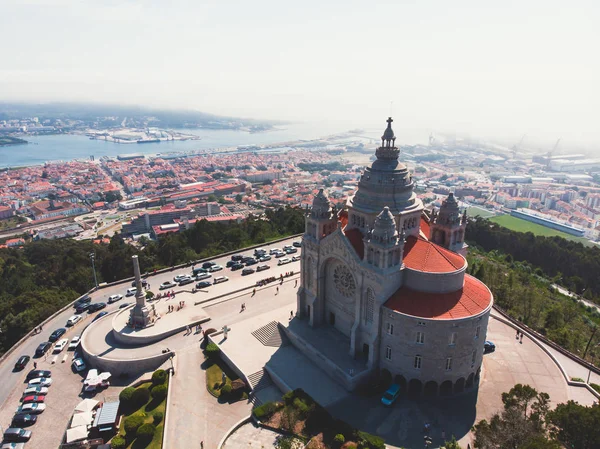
[248,368,274,391]
[251,321,288,347]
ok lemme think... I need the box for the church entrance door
[329,312,336,326]
[362,343,369,359]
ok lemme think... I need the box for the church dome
[372,206,398,243]
[312,188,331,218]
[382,117,395,141]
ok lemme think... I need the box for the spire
[376,117,399,160]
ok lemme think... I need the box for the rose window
[333,264,356,298]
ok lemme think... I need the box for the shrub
[205,342,221,358]
[253,401,280,420]
[119,387,135,405]
[221,384,232,396]
[571,377,584,382]
[342,444,357,449]
[145,290,155,300]
[111,435,127,449]
[124,414,145,436]
[151,384,168,401]
[153,411,164,424]
[137,423,156,443]
[230,379,246,399]
[204,328,217,336]
[151,369,167,385]
[334,434,345,447]
[293,397,310,417]
[356,431,385,449]
[132,387,151,406]
[282,390,295,405]
[591,383,600,394]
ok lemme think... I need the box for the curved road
[0,236,300,409]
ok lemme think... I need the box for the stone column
[130,255,150,328]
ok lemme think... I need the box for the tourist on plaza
[276,286,279,295]
[290,310,294,320]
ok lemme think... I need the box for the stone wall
[403,267,465,294]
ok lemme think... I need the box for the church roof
[384,274,492,319]
[419,215,430,239]
[344,227,364,259]
[403,236,465,273]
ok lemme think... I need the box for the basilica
[296,118,493,396]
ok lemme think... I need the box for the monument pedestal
[129,255,151,328]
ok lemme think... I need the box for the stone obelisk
[129,255,150,328]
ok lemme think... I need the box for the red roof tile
[403,236,465,273]
[419,215,430,239]
[344,228,364,259]
[384,274,492,319]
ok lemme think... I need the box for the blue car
[484,341,496,353]
[92,311,109,322]
[381,384,401,406]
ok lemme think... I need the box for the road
[551,283,600,314]
[0,236,301,411]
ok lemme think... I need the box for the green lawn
[205,356,239,397]
[489,215,592,246]
[118,381,167,449]
[467,207,495,219]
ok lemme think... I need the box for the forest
[0,206,304,355]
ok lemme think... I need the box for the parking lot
[0,236,300,448]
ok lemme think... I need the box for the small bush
[221,384,232,396]
[282,390,294,405]
[132,387,151,406]
[205,342,221,358]
[204,328,217,336]
[151,384,168,401]
[253,401,280,420]
[137,423,156,443]
[230,379,246,399]
[145,290,155,300]
[111,435,127,449]
[119,387,135,405]
[334,434,345,447]
[356,431,385,449]
[124,414,145,436]
[591,383,600,393]
[151,369,167,385]
[153,411,164,424]
[342,444,357,449]
[293,397,310,416]
[571,377,585,382]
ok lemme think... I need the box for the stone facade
[295,117,493,396]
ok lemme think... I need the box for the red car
[22,395,45,403]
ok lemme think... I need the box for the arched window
[364,288,375,324]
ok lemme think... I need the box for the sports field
[489,214,592,245]
[466,206,495,218]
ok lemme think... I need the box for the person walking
[185,325,190,335]
[276,286,279,295]
[520,333,524,344]
[441,430,446,441]
[294,279,298,287]
[33,362,37,369]
[290,310,294,320]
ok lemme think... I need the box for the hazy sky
[1,0,598,147]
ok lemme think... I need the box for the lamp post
[89,252,98,290]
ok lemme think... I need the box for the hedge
[124,413,145,436]
[356,431,385,449]
[252,401,281,420]
[151,384,168,401]
[132,387,151,406]
[111,435,127,449]
[153,411,164,424]
[205,342,221,357]
[137,423,156,443]
[119,387,135,404]
[151,369,167,386]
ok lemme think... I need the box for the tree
[547,401,600,449]
[235,194,243,203]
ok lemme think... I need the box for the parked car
[285,247,298,254]
[11,413,37,427]
[484,341,496,353]
[292,240,302,248]
[48,328,66,343]
[178,277,194,286]
[254,248,266,257]
[87,302,107,313]
[1,442,26,449]
[119,303,132,309]
[213,276,229,284]
[75,302,91,314]
[72,358,86,372]
[160,281,177,290]
[192,267,209,275]
[202,261,216,269]
[26,370,51,381]
[174,274,191,283]
[195,273,212,281]
[196,281,211,289]
[273,251,286,258]
[381,384,401,406]
[73,295,91,308]
[68,336,80,351]
[125,287,137,297]
[34,343,51,358]
[242,268,255,276]
[230,262,244,271]
[53,339,68,354]
[22,386,48,396]
[66,315,82,327]
[231,254,243,261]
[2,428,31,443]
[108,294,123,303]
[15,402,46,414]
[226,260,236,268]
[92,311,109,322]
[208,264,223,272]
[21,395,45,404]
[292,255,301,262]
[278,257,292,266]
[131,279,147,288]
[27,378,52,388]
[256,264,270,272]
[258,255,272,262]
[241,256,254,263]
[245,258,258,266]
[269,248,281,255]
[14,356,30,371]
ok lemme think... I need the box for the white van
[125,287,137,297]
[278,257,292,266]
[213,276,229,284]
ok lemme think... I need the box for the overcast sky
[1,0,598,147]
